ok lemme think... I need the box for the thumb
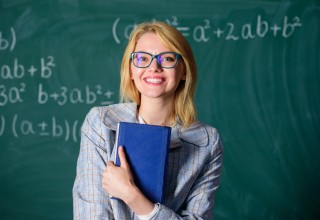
[118,146,130,170]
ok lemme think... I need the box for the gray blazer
[73,102,223,220]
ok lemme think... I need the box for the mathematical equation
[112,15,302,44]
[0,82,115,106]
[0,27,114,145]
[0,56,55,80]
[0,114,80,142]
[0,37,115,107]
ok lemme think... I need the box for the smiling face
[130,33,186,103]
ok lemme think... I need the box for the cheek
[130,66,144,80]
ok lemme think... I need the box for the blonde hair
[120,21,197,128]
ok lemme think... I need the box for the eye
[163,57,174,61]
[138,56,148,61]
[161,54,176,62]
[137,54,150,61]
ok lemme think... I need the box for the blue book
[115,122,171,203]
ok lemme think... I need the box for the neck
[138,99,174,126]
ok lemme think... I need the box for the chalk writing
[0,115,4,136]
[166,16,190,37]
[38,84,114,106]
[0,30,115,107]
[0,27,16,52]
[0,56,55,80]
[112,15,302,44]
[224,15,302,40]
[0,114,81,142]
[193,19,211,42]
[0,83,115,107]
[0,83,26,106]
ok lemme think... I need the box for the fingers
[118,146,129,170]
[103,161,114,182]
[102,161,120,194]
[118,146,134,180]
[102,155,133,198]
[106,161,115,167]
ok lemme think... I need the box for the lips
[144,77,165,85]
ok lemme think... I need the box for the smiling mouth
[144,78,165,84]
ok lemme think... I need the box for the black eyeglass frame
[130,51,182,69]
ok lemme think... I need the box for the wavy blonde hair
[120,21,197,128]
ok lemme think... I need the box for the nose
[149,57,162,71]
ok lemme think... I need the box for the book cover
[115,122,171,203]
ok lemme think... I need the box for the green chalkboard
[1,0,319,219]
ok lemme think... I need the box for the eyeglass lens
[132,52,179,68]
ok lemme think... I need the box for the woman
[73,21,223,220]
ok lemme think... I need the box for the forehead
[135,33,170,52]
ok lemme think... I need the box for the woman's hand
[102,146,135,201]
[102,146,155,215]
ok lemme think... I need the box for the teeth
[145,78,164,83]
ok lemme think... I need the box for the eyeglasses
[130,51,181,69]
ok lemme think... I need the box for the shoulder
[202,123,220,145]
[177,120,222,150]
[200,122,223,158]
[84,103,138,130]
[86,103,133,115]
[192,120,223,152]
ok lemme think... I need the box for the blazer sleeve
[151,127,223,220]
[72,107,113,220]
